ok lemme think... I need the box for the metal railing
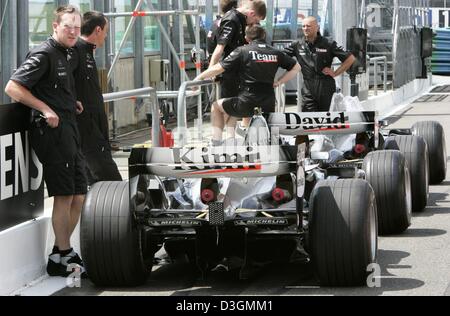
[369,56,388,95]
[103,87,159,146]
[176,79,217,146]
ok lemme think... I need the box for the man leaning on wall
[5,5,88,278]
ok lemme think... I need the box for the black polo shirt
[11,37,77,115]
[70,38,104,113]
[284,34,352,80]
[220,40,297,90]
[216,8,247,60]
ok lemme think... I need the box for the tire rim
[369,198,377,262]
[405,166,412,224]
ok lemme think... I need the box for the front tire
[363,150,412,235]
[412,121,447,184]
[384,135,429,212]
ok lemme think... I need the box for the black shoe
[47,253,66,277]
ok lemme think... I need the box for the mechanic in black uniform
[5,5,87,277]
[71,11,122,185]
[206,0,238,62]
[284,16,356,112]
[208,0,267,100]
[195,25,301,145]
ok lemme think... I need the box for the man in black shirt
[195,25,301,145]
[209,0,267,99]
[5,5,87,277]
[284,16,356,112]
[71,11,122,185]
[206,0,238,61]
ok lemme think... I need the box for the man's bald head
[302,16,320,42]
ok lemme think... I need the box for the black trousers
[77,111,122,185]
[302,77,336,112]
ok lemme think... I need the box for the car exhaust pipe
[201,189,216,204]
[272,188,292,203]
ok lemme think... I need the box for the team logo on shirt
[249,51,278,63]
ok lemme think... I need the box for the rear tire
[412,121,447,184]
[363,150,412,235]
[309,179,377,286]
[81,181,153,286]
[384,135,429,212]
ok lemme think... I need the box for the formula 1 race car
[80,109,446,287]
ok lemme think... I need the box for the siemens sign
[0,103,44,231]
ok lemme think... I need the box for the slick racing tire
[412,121,447,184]
[81,181,153,286]
[363,150,412,235]
[309,179,378,286]
[384,135,429,213]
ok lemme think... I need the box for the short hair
[220,0,238,14]
[246,24,266,41]
[81,11,107,36]
[54,5,81,23]
[247,0,267,20]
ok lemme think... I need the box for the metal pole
[195,0,203,143]
[145,0,189,82]
[374,60,378,96]
[291,0,299,39]
[177,80,215,146]
[178,0,185,84]
[104,10,200,18]
[266,0,274,44]
[107,0,145,83]
[205,0,214,30]
[103,87,160,147]
[383,57,387,92]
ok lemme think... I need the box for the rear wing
[267,111,377,136]
[129,146,297,179]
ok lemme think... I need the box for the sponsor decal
[149,219,202,226]
[172,146,262,173]
[284,112,350,131]
[0,104,44,230]
[316,48,328,53]
[235,218,289,226]
[249,51,278,63]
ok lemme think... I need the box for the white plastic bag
[330,93,364,112]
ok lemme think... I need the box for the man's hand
[322,67,336,78]
[76,101,84,115]
[42,109,60,128]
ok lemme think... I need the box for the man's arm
[322,54,356,78]
[209,44,226,68]
[274,63,301,87]
[5,80,59,128]
[194,63,226,82]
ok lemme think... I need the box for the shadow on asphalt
[54,250,425,296]
[414,192,450,218]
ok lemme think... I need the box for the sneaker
[47,253,65,277]
[61,251,88,279]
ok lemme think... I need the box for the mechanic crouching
[194,25,301,146]
[284,16,356,112]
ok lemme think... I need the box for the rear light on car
[201,189,216,204]
[272,188,291,203]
